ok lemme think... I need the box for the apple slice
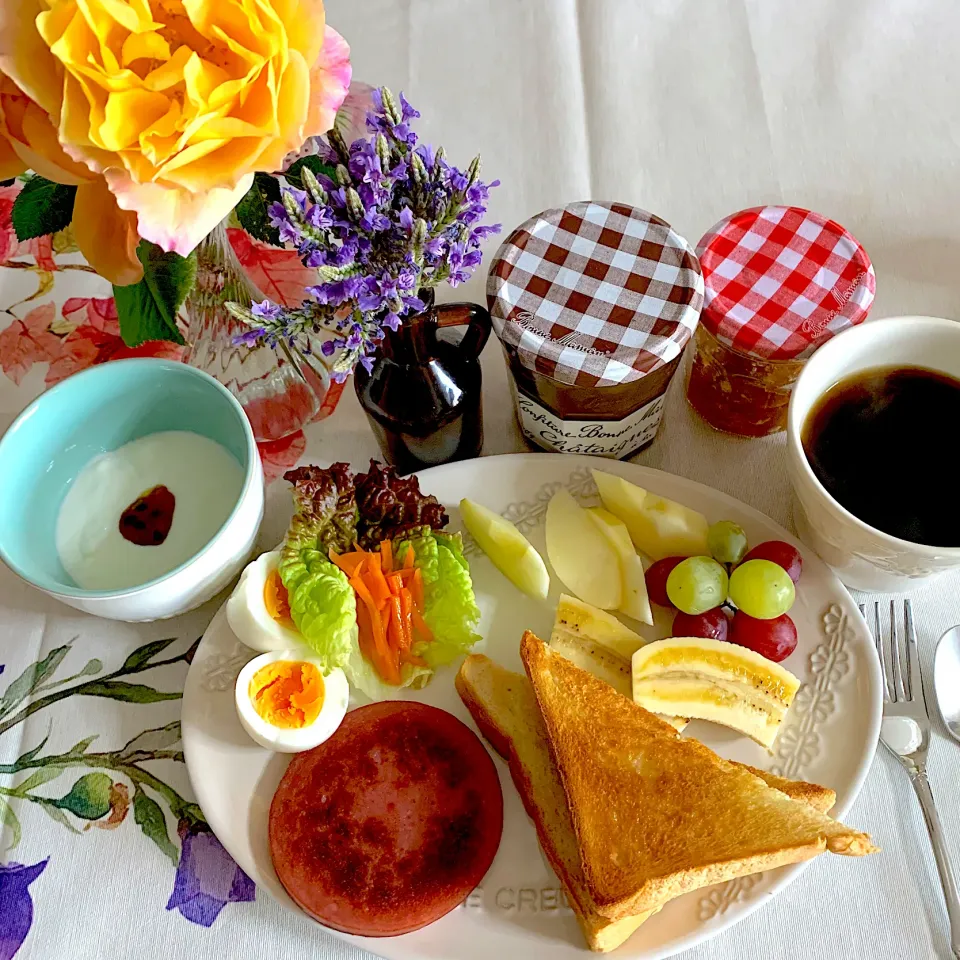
[545,490,621,610]
[587,507,654,625]
[460,498,550,600]
[592,470,710,560]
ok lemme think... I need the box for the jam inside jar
[686,323,805,437]
[504,344,681,457]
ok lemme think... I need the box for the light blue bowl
[0,359,264,620]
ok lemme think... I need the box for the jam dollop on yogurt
[119,485,176,546]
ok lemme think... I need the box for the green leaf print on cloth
[0,635,255,959]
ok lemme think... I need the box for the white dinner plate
[181,453,881,959]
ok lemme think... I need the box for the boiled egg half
[235,650,349,752]
[227,550,304,652]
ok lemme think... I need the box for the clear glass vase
[181,221,329,442]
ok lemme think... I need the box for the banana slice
[631,637,800,749]
[551,596,688,731]
[554,594,648,660]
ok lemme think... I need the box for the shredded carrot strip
[365,552,392,609]
[355,601,378,668]
[380,540,393,573]
[351,576,399,683]
[412,567,425,611]
[399,589,414,649]
[386,573,403,597]
[388,597,405,656]
[412,608,433,643]
[403,545,415,570]
[330,550,367,577]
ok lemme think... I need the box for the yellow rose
[0,69,142,283]
[0,0,350,261]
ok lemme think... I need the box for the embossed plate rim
[182,453,882,960]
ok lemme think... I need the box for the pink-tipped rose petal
[105,170,255,256]
[306,26,352,137]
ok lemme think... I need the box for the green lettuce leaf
[396,531,481,669]
[279,548,357,672]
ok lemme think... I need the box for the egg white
[235,650,349,753]
[226,551,305,652]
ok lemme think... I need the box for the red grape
[741,540,802,584]
[729,611,798,662]
[672,607,729,642]
[645,556,686,607]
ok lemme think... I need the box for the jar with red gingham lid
[487,202,703,458]
[687,206,876,437]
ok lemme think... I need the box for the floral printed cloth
[0,181,347,958]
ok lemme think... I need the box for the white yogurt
[56,431,245,591]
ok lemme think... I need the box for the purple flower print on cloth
[166,821,255,927]
[0,859,48,960]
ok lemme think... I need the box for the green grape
[728,559,795,620]
[666,556,729,615]
[707,520,748,565]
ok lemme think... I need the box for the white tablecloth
[3,1,959,957]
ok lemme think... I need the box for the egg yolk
[249,662,325,729]
[263,569,295,628]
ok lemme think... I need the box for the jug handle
[435,302,491,359]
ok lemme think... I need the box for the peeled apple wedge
[545,490,621,610]
[587,507,654,625]
[460,498,550,600]
[592,469,710,560]
[631,637,801,749]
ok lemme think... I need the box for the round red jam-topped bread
[269,700,503,936]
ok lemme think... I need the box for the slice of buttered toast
[456,653,839,951]
[520,631,877,922]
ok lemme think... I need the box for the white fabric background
[3,0,960,957]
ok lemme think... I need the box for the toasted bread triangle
[520,631,876,920]
[456,653,839,951]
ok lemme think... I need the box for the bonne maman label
[516,392,666,459]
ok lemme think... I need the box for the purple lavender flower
[268,201,300,244]
[166,821,255,927]
[228,86,499,381]
[251,300,283,321]
[0,859,47,960]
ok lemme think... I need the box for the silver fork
[863,599,960,959]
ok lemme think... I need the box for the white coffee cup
[787,315,960,592]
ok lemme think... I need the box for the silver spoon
[935,624,960,743]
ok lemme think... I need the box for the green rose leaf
[120,721,181,758]
[236,172,283,246]
[284,155,337,191]
[113,242,195,347]
[121,636,178,672]
[80,680,182,704]
[0,796,22,848]
[0,645,72,719]
[53,772,112,820]
[133,786,178,866]
[12,176,78,241]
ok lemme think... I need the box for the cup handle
[435,302,491,358]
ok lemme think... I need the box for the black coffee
[802,365,960,547]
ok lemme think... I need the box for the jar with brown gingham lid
[486,202,704,458]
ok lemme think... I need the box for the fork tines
[859,599,924,706]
